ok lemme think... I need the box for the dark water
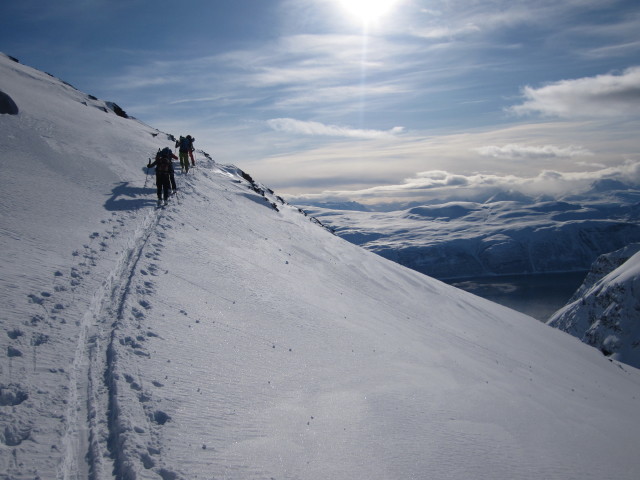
[445,271,588,322]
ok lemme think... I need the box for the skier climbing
[176,136,192,173]
[186,135,195,167]
[147,147,177,206]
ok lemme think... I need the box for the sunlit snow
[1,53,640,480]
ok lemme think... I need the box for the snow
[548,244,640,369]
[2,52,640,480]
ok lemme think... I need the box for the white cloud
[286,160,640,206]
[475,144,592,160]
[244,117,640,203]
[412,23,481,40]
[510,67,640,118]
[267,118,404,139]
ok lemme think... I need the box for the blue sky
[2,0,640,206]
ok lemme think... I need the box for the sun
[335,0,401,26]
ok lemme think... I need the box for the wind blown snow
[1,53,640,480]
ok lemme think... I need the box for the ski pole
[144,159,151,188]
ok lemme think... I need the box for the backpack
[179,137,190,152]
[155,149,172,173]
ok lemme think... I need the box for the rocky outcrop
[547,244,640,368]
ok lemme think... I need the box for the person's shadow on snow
[105,180,157,211]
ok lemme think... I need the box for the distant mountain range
[301,186,640,279]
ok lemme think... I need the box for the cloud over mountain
[288,160,640,207]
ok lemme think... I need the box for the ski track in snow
[79,207,162,480]
[49,211,153,479]
[86,184,198,479]
[53,172,200,479]
[92,169,201,480]
[4,189,173,478]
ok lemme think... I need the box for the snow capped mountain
[303,193,640,279]
[2,53,640,480]
[548,244,640,368]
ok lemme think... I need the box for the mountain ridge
[548,244,640,368]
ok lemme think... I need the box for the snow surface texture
[302,194,640,280]
[2,52,640,480]
[548,244,640,369]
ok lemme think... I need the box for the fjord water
[447,271,588,322]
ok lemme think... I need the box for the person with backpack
[186,135,195,167]
[147,147,177,206]
[176,135,191,173]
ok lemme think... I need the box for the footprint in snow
[7,329,24,340]
[158,468,178,480]
[51,303,65,313]
[140,453,155,469]
[152,410,171,425]
[124,375,142,391]
[31,333,49,346]
[0,383,29,406]
[7,346,23,357]
[138,281,155,295]
[2,421,31,446]
[27,294,44,305]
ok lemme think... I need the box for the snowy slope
[548,244,640,369]
[303,195,640,279]
[2,53,640,480]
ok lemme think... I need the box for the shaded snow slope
[2,53,640,480]
[548,244,640,368]
[303,195,640,279]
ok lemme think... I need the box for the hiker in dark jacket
[187,135,195,166]
[147,147,177,205]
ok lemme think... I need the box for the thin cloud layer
[267,118,404,139]
[475,144,593,160]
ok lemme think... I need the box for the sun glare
[336,0,400,25]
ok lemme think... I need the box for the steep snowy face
[0,52,182,479]
[548,245,640,368]
[3,53,640,480]
[303,196,640,279]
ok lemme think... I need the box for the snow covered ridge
[3,52,640,479]
[302,193,640,279]
[548,244,640,369]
